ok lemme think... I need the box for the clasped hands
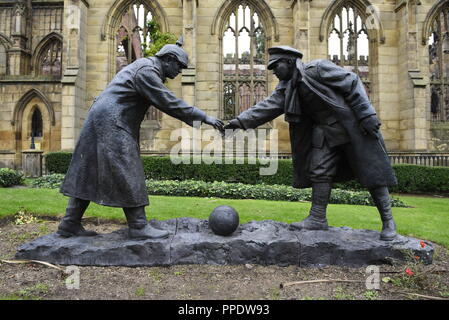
[205,115,381,139]
[219,116,381,139]
[203,116,241,137]
[203,115,224,133]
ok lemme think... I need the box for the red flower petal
[405,268,414,276]
[420,241,426,248]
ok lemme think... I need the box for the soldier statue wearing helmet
[225,45,398,241]
[57,37,224,240]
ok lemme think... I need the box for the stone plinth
[15,218,433,267]
[21,150,43,177]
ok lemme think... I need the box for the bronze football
[208,205,239,236]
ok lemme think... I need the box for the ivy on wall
[142,20,178,57]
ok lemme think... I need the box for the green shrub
[142,156,293,185]
[145,179,407,207]
[143,157,449,194]
[32,174,406,206]
[0,168,24,187]
[32,174,65,189]
[42,153,449,194]
[44,152,72,174]
[336,165,449,194]
[389,164,449,194]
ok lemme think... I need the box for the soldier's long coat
[237,59,397,189]
[60,57,206,207]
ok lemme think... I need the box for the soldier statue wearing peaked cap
[57,38,224,240]
[225,45,398,241]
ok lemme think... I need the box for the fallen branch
[428,270,449,273]
[380,268,449,275]
[0,259,64,271]
[280,279,363,289]
[399,291,449,301]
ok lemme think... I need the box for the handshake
[204,114,382,139]
[203,116,243,136]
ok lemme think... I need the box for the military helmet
[155,36,189,68]
[267,46,303,70]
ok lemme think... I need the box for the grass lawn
[0,188,448,248]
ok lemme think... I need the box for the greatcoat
[237,59,398,189]
[60,57,206,207]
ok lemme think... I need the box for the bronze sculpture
[57,39,224,240]
[225,46,398,241]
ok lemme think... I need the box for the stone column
[291,0,311,61]
[181,0,199,156]
[181,0,197,107]
[374,4,400,151]
[61,0,89,150]
[8,0,31,75]
[22,150,43,177]
[397,0,428,151]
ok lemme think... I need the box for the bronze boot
[290,182,331,231]
[370,186,397,241]
[123,206,169,240]
[57,198,98,237]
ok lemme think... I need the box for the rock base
[15,218,434,267]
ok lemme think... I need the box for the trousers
[309,138,351,183]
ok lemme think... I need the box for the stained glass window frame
[115,1,161,121]
[221,2,268,120]
[429,3,449,122]
[327,3,371,97]
[38,39,62,78]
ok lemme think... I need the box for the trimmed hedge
[334,164,449,194]
[0,168,24,187]
[44,152,449,194]
[31,174,406,207]
[142,156,293,185]
[44,153,293,184]
[145,157,449,194]
[389,164,449,194]
[44,152,72,174]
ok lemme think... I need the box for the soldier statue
[57,39,224,240]
[225,46,398,241]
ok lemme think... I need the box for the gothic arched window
[116,1,154,73]
[328,4,370,96]
[222,3,267,119]
[115,1,162,121]
[429,3,449,122]
[38,39,62,77]
[115,0,162,120]
[31,107,43,138]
